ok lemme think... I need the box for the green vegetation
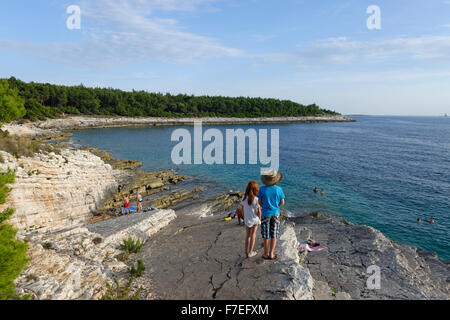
[101,259,145,300]
[0,129,62,159]
[115,237,145,262]
[331,287,337,297]
[115,251,130,262]
[128,259,145,278]
[0,79,26,123]
[3,77,339,121]
[0,170,30,300]
[120,237,145,254]
[101,277,141,300]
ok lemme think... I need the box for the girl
[242,181,262,258]
[137,193,143,212]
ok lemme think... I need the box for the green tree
[0,80,26,123]
[0,170,30,300]
[3,77,339,120]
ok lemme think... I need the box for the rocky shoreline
[1,115,354,137]
[292,213,449,299]
[1,119,449,300]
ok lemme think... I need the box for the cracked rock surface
[135,203,313,300]
[292,213,450,300]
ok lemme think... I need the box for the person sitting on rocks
[123,195,130,215]
[258,169,285,260]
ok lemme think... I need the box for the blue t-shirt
[257,185,285,217]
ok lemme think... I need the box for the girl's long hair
[243,181,259,205]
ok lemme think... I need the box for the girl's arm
[258,206,262,220]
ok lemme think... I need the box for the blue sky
[1,0,450,115]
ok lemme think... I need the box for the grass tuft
[120,237,145,254]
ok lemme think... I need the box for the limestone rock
[15,209,177,300]
[0,149,123,232]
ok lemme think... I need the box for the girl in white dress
[242,181,262,258]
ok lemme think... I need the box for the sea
[70,116,450,260]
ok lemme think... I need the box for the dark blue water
[71,116,450,260]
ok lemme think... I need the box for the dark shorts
[261,215,280,239]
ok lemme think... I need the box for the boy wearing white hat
[257,169,285,260]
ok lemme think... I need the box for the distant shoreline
[2,115,355,137]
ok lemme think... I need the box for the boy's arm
[279,188,286,206]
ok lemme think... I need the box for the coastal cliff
[1,120,448,300]
[0,148,123,232]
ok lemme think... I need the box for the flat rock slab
[87,210,162,237]
[292,214,450,300]
[135,206,313,300]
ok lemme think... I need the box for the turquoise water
[71,116,450,260]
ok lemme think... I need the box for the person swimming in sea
[313,187,319,193]
[417,217,421,223]
[320,189,325,195]
[428,217,435,224]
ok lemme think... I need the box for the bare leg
[269,238,277,259]
[249,226,257,253]
[263,239,270,258]
[245,227,251,255]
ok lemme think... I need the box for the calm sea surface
[71,116,450,260]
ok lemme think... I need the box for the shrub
[0,169,15,205]
[120,237,145,254]
[0,132,57,159]
[115,252,129,262]
[100,277,140,300]
[0,169,29,300]
[128,259,145,278]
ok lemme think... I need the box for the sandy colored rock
[0,149,124,232]
[14,209,177,300]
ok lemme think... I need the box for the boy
[257,169,285,260]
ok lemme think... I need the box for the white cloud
[0,0,242,69]
[265,36,450,66]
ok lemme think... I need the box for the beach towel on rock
[298,243,327,252]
